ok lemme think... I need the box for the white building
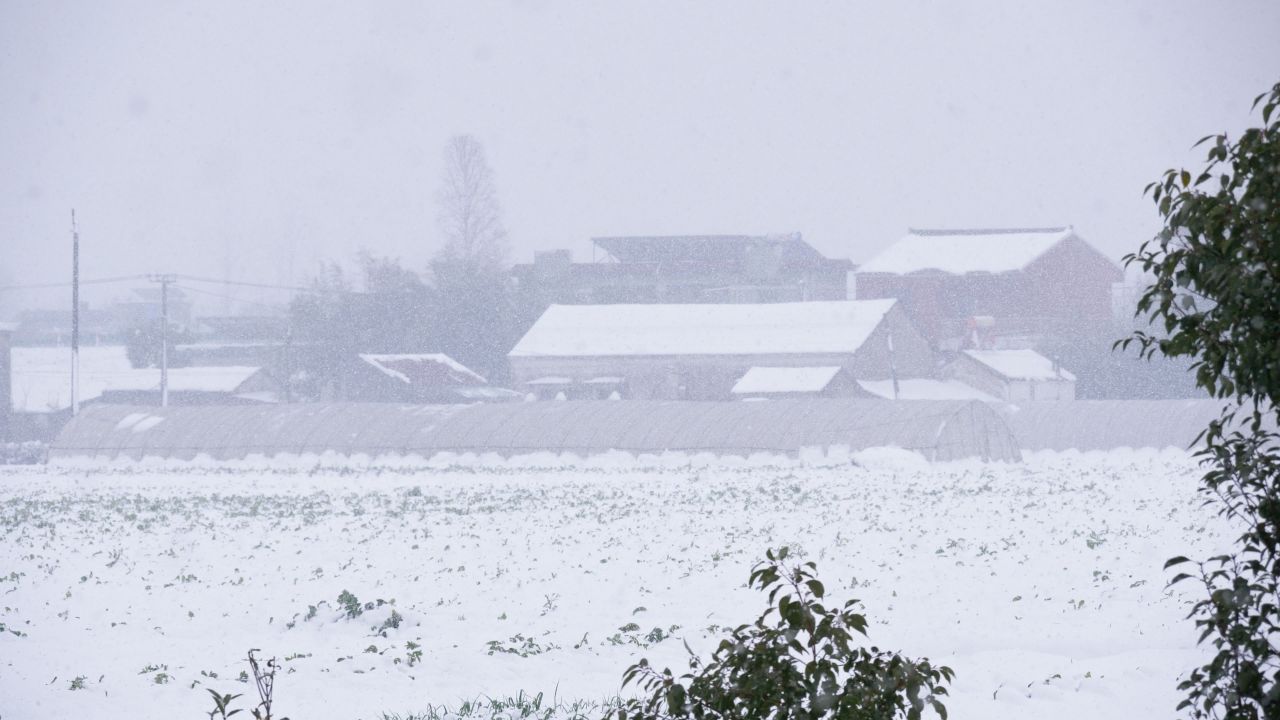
[949,348,1076,402]
[508,299,935,400]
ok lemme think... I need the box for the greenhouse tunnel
[48,399,1023,463]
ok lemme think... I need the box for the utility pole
[887,326,900,400]
[147,274,176,407]
[71,210,80,416]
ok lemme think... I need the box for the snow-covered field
[0,450,1226,719]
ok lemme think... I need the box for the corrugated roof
[857,227,1073,275]
[509,300,897,358]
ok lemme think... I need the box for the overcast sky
[2,1,1278,313]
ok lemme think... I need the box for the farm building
[345,354,521,404]
[508,299,934,400]
[6,345,279,441]
[854,227,1123,346]
[512,234,852,310]
[949,348,1076,402]
[48,399,1022,463]
[730,367,863,400]
[96,366,280,405]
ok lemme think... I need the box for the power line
[175,274,317,293]
[171,284,291,311]
[0,274,147,292]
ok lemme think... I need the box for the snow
[857,228,1072,275]
[965,349,1077,381]
[359,353,487,385]
[509,300,897,357]
[731,366,842,394]
[0,451,1226,720]
[10,346,135,412]
[112,366,262,393]
[525,376,573,385]
[9,346,260,411]
[858,378,1001,402]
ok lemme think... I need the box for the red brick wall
[855,237,1122,342]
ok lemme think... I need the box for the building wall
[948,354,1076,402]
[949,355,1008,399]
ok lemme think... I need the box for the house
[345,353,521,404]
[508,299,934,400]
[173,314,289,367]
[854,227,1123,346]
[949,348,1076,402]
[730,366,864,400]
[97,366,280,405]
[15,287,195,346]
[512,234,853,311]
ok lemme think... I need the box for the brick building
[854,227,1122,347]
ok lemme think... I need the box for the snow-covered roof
[11,346,138,413]
[857,227,1074,275]
[451,387,523,400]
[732,367,843,395]
[358,353,486,386]
[10,346,264,412]
[857,378,1000,403]
[510,300,898,358]
[963,349,1077,381]
[109,366,263,393]
[525,377,573,385]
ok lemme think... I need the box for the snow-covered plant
[612,547,953,720]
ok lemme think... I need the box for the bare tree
[429,134,516,380]
[435,134,507,268]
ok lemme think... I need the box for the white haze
[2,0,1279,309]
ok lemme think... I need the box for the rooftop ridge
[906,226,1071,236]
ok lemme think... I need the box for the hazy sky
[2,1,1278,312]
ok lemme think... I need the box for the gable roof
[10,346,264,412]
[358,354,487,386]
[857,227,1081,275]
[731,366,843,395]
[963,349,1077,381]
[509,300,898,358]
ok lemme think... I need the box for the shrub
[611,547,953,720]
[1124,81,1280,718]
